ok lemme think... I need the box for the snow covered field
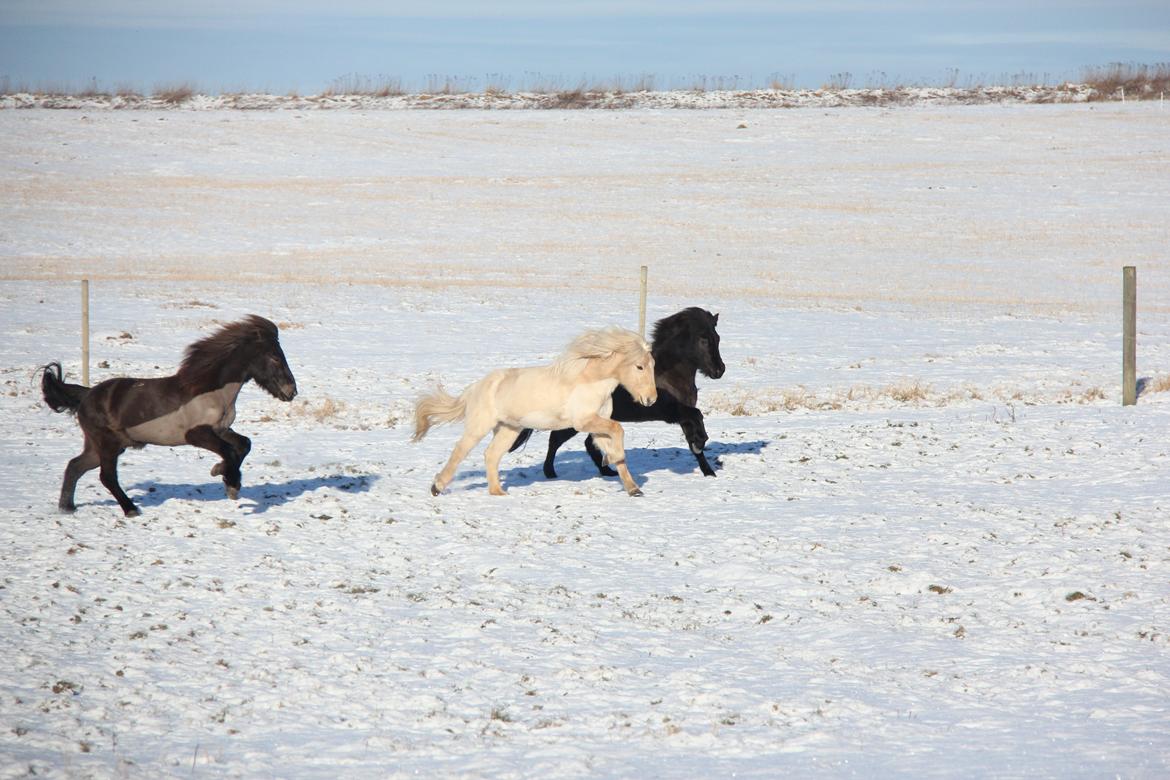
[2,104,1169,778]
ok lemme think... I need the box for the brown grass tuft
[153,83,196,105]
[1082,62,1170,101]
[886,381,931,403]
[1146,376,1170,394]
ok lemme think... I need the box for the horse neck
[650,345,699,406]
[578,353,626,385]
[178,352,252,397]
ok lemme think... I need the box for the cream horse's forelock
[552,327,651,377]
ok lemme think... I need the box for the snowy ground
[1,104,1169,778]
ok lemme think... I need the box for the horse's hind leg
[484,425,522,495]
[212,429,252,477]
[543,428,579,479]
[431,422,492,496]
[185,425,241,499]
[58,437,100,513]
[98,450,140,517]
[583,435,618,478]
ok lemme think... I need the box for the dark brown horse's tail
[41,362,89,414]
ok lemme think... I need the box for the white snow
[1,103,1169,778]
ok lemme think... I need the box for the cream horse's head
[558,327,657,407]
[615,335,657,407]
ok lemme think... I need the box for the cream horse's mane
[551,327,651,379]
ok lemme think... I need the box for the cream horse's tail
[412,387,467,442]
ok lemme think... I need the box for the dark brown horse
[41,315,297,516]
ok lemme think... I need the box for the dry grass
[323,73,404,97]
[281,396,347,424]
[1142,376,1170,395]
[1083,62,1170,100]
[4,65,1164,104]
[887,381,931,403]
[422,74,477,95]
[153,83,196,105]
[709,378,1117,417]
[548,87,593,109]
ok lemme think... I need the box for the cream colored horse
[413,327,657,497]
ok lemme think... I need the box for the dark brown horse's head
[179,315,297,400]
[243,317,297,401]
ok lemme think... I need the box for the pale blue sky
[2,1,1168,93]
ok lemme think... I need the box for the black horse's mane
[651,307,716,354]
[177,315,279,392]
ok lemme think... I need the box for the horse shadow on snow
[463,439,770,491]
[125,473,377,514]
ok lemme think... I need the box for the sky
[1,0,1168,93]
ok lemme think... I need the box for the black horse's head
[244,317,298,402]
[694,310,725,379]
[669,307,724,379]
[651,307,726,380]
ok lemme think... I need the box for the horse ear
[713,313,719,324]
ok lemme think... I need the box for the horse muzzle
[638,392,657,407]
[705,364,726,380]
[279,382,298,401]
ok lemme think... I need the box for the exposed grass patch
[709,378,1118,416]
[323,73,404,97]
[1083,62,1170,101]
[153,83,196,105]
[1145,376,1170,394]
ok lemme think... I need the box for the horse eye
[636,364,644,371]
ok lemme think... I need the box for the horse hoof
[489,488,507,496]
[226,486,239,500]
[58,504,76,514]
[124,507,142,518]
[629,488,644,497]
[430,483,441,496]
[210,463,224,477]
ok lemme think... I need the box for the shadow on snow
[458,440,770,492]
[125,473,377,514]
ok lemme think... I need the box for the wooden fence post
[81,279,90,386]
[638,265,648,339]
[1123,266,1136,406]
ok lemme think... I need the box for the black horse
[511,307,725,478]
[41,315,297,517]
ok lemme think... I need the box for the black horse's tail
[41,362,89,414]
[508,428,534,453]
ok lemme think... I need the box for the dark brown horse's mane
[176,315,279,393]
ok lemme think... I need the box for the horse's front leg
[211,428,252,478]
[679,407,717,477]
[185,425,241,499]
[577,416,642,496]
